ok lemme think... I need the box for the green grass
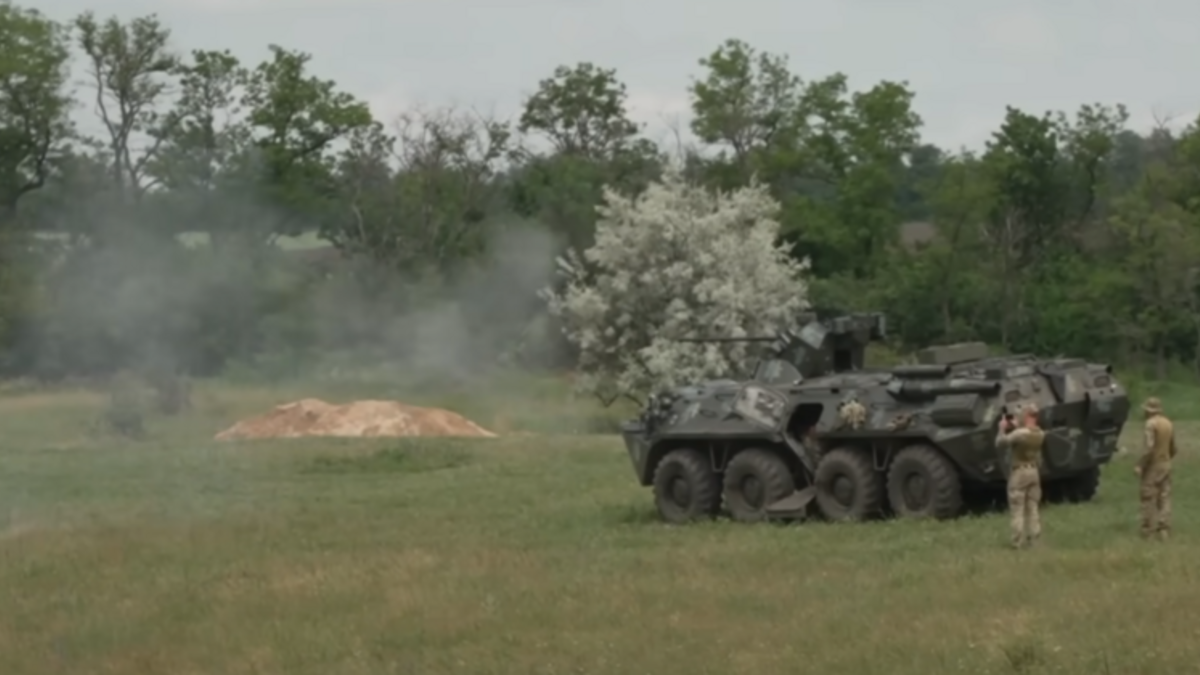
[1,372,1199,674]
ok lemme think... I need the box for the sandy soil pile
[214,398,496,440]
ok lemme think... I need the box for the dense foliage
[1,5,1197,385]
[544,171,809,402]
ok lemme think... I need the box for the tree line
[1,1,1197,386]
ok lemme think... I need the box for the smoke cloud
[17,172,568,393]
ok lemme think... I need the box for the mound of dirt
[214,398,496,441]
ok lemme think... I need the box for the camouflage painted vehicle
[619,313,1130,524]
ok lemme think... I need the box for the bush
[542,168,810,403]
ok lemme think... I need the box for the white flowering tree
[541,168,811,404]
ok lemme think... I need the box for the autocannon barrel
[890,364,951,378]
[891,379,1001,399]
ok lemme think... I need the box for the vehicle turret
[676,312,888,383]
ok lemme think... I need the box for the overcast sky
[36,0,1200,152]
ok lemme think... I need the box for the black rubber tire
[1044,467,1100,504]
[721,449,796,523]
[652,448,722,524]
[814,447,884,521]
[885,444,964,519]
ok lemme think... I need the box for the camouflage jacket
[1142,414,1176,467]
[996,425,1045,467]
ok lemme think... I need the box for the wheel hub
[903,473,929,510]
[741,475,765,508]
[669,476,691,506]
[832,475,854,506]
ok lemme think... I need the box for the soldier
[837,397,867,430]
[996,404,1045,549]
[1136,397,1176,541]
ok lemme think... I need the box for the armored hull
[621,325,1129,524]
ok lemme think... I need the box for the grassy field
[1,371,1198,674]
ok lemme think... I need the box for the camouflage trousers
[1007,464,1042,548]
[1139,462,1172,540]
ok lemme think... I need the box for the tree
[541,169,809,404]
[151,49,250,193]
[886,150,992,344]
[145,49,255,240]
[0,0,72,218]
[983,107,1064,257]
[688,38,804,178]
[240,45,374,239]
[74,11,177,204]
[519,62,645,161]
[1055,103,1128,233]
[897,143,945,220]
[1107,161,1200,375]
[329,105,511,274]
[979,106,1064,346]
[788,75,923,277]
[514,62,661,250]
[686,39,922,279]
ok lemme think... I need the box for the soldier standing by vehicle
[1136,397,1176,541]
[996,404,1045,549]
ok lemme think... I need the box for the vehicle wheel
[886,444,963,519]
[722,449,795,523]
[814,447,884,521]
[652,448,722,524]
[1044,467,1100,504]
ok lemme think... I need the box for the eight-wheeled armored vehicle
[619,313,1130,524]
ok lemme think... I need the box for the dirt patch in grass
[214,398,496,440]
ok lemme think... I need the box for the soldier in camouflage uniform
[838,398,867,430]
[996,404,1045,549]
[1136,397,1176,541]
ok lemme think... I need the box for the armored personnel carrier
[619,313,1130,524]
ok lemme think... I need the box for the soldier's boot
[1009,522,1027,549]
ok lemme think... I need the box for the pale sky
[36,0,1200,152]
